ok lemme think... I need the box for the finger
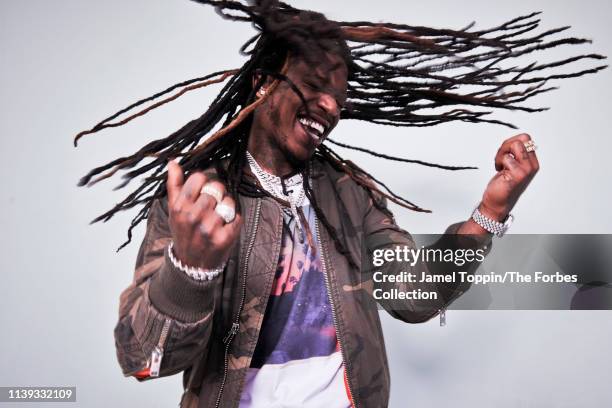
[224,211,242,238]
[217,197,242,247]
[523,142,540,171]
[189,188,218,226]
[508,134,539,171]
[512,133,532,144]
[178,172,208,205]
[508,140,531,168]
[209,195,237,229]
[494,149,506,172]
[200,180,227,204]
[527,149,540,173]
[198,195,233,241]
[197,205,224,239]
[503,133,532,145]
[500,153,521,175]
[218,196,240,231]
[166,160,184,207]
[495,133,532,171]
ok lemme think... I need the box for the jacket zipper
[314,218,359,408]
[214,198,262,408]
[149,318,172,377]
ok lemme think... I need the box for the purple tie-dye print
[250,204,338,368]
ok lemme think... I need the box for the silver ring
[524,140,537,153]
[200,184,223,204]
[214,203,235,224]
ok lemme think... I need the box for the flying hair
[74,0,607,253]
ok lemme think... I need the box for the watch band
[471,207,514,237]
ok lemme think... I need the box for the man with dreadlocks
[75,1,606,407]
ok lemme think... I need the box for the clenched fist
[166,160,242,269]
[479,133,540,221]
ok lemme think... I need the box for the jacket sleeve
[114,197,222,380]
[362,192,492,323]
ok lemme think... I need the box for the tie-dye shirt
[239,201,352,407]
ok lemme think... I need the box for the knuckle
[198,222,211,238]
[188,172,206,185]
[223,195,236,207]
[208,180,228,196]
[170,203,184,217]
[515,133,530,141]
[179,186,192,198]
[512,142,525,155]
[196,194,213,209]
[219,183,228,196]
[186,210,200,225]
[218,231,237,249]
[210,232,225,248]
[198,222,215,239]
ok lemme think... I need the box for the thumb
[166,159,184,206]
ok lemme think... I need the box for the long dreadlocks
[75,0,606,255]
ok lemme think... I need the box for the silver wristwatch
[471,206,514,237]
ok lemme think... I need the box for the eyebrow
[312,61,346,81]
[313,71,327,82]
[329,61,345,71]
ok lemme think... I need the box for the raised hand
[166,160,242,269]
[479,133,540,221]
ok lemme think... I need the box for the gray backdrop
[1,0,611,407]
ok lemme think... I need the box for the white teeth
[298,117,325,137]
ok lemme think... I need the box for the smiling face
[248,52,349,175]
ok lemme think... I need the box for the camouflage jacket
[114,158,491,408]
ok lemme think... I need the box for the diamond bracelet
[167,241,226,281]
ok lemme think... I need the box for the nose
[317,93,340,118]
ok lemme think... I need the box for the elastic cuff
[444,221,493,251]
[148,249,218,323]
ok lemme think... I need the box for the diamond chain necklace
[246,151,307,234]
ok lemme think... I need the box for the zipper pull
[223,322,239,344]
[149,346,164,377]
[439,308,446,327]
[149,318,172,378]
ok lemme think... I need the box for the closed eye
[303,80,346,109]
[304,80,319,91]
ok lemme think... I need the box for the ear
[252,73,274,97]
[252,73,263,89]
